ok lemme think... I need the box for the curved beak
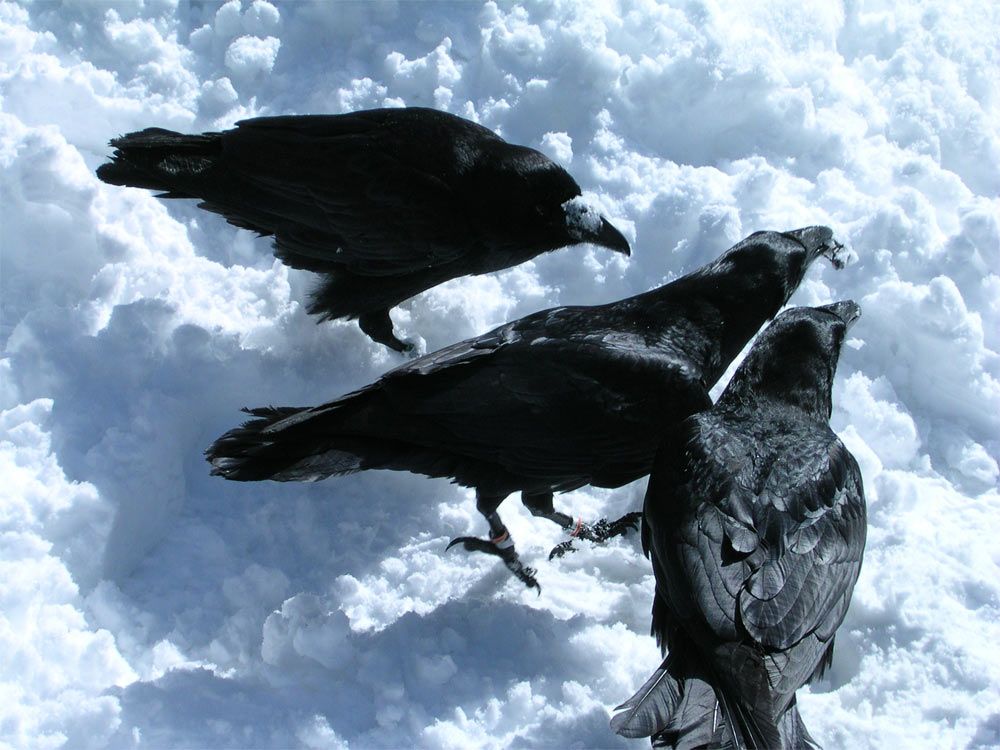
[820,300,862,330]
[783,225,847,269]
[594,217,631,256]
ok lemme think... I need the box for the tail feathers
[206,406,363,482]
[651,675,731,750]
[613,654,791,750]
[726,698,782,750]
[97,127,221,194]
[776,699,820,750]
[612,656,736,749]
[611,655,682,739]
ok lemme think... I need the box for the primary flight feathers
[614,301,866,749]
[206,227,846,589]
[97,107,630,352]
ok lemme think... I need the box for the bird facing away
[96,107,630,352]
[612,301,867,749]
[206,227,847,591]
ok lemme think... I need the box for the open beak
[595,217,631,256]
[783,225,847,269]
[821,300,862,330]
[821,240,847,269]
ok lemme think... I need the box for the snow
[1,0,998,747]
[562,195,604,239]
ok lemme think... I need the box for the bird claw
[446,536,541,593]
[570,512,643,544]
[503,556,541,594]
[387,336,415,354]
[446,535,503,557]
[549,512,641,562]
[549,540,577,560]
[607,511,643,539]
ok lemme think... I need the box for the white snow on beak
[561,195,602,240]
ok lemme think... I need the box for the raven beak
[783,226,847,269]
[595,217,631,256]
[821,300,862,330]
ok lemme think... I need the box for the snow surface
[1,1,998,748]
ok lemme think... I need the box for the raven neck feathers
[629,244,808,385]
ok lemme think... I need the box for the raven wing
[738,436,867,650]
[387,309,709,485]
[217,112,483,276]
[646,414,866,658]
[276,305,710,489]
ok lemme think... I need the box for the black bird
[206,228,846,590]
[612,302,866,748]
[96,107,631,352]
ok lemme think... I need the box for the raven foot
[446,534,541,593]
[549,540,577,560]
[358,309,414,354]
[383,334,415,354]
[501,551,540,593]
[578,511,643,543]
[548,512,642,560]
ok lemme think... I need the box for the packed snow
[1,1,998,748]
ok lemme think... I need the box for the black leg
[446,491,540,592]
[522,491,575,529]
[358,308,413,353]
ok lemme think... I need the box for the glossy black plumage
[613,302,866,749]
[205,228,844,587]
[96,107,630,351]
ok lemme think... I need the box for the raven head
[782,225,848,269]
[720,301,861,417]
[818,299,862,329]
[701,225,848,314]
[477,143,630,255]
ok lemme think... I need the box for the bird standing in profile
[96,107,630,352]
[206,228,846,591]
[612,302,867,749]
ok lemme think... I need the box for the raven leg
[446,491,539,592]
[520,492,642,560]
[521,491,575,528]
[358,308,414,353]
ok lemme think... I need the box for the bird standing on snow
[612,302,867,749]
[206,228,846,591]
[96,107,630,352]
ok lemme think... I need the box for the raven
[206,227,846,590]
[96,107,630,352]
[612,302,866,748]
